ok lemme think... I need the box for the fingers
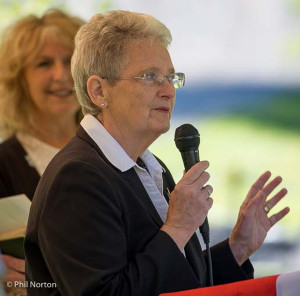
[253,176,284,209]
[176,161,211,203]
[166,160,212,241]
[4,268,26,282]
[183,162,211,202]
[260,176,283,200]
[269,207,290,227]
[264,187,289,228]
[2,255,25,284]
[264,188,287,213]
[246,171,271,202]
[183,161,209,185]
[2,254,25,273]
[246,172,284,209]
[251,173,289,229]
[202,185,213,199]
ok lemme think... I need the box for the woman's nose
[159,78,176,99]
[53,62,70,82]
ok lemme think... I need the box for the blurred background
[1,0,300,277]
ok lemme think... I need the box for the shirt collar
[80,114,135,172]
[80,114,165,174]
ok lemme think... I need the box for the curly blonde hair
[0,9,85,139]
[71,10,172,116]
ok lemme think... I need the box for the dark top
[25,126,253,296]
[0,136,40,200]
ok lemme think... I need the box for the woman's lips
[155,107,169,113]
[47,89,74,97]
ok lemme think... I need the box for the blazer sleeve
[0,137,40,200]
[208,239,254,285]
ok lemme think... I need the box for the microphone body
[174,123,210,244]
[174,123,214,286]
[180,150,200,172]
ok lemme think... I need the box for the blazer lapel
[122,169,163,228]
[185,234,207,286]
[77,126,163,228]
[162,170,207,285]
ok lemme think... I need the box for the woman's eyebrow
[138,67,176,74]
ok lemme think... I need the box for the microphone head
[174,123,200,152]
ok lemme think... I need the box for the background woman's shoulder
[0,136,25,156]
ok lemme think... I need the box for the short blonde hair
[0,9,84,138]
[71,10,172,116]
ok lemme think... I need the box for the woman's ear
[87,75,107,108]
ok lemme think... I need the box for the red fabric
[160,275,279,296]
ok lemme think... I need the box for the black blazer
[0,136,40,200]
[25,126,253,296]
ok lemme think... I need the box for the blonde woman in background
[0,9,84,294]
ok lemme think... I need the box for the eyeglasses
[102,72,185,89]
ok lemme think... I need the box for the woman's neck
[29,113,78,149]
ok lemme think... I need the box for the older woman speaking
[25,10,289,296]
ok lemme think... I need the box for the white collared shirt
[80,114,169,223]
[17,132,59,176]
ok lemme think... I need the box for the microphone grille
[174,123,200,151]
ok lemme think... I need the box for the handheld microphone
[174,123,213,286]
[174,123,210,244]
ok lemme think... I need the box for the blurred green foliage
[0,0,113,36]
[95,0,112,12]
[289,0,300,13]
[0,0,65,30]
[233,92,300,133]
[287,0,300,58]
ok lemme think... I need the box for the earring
[100,102,106,108]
